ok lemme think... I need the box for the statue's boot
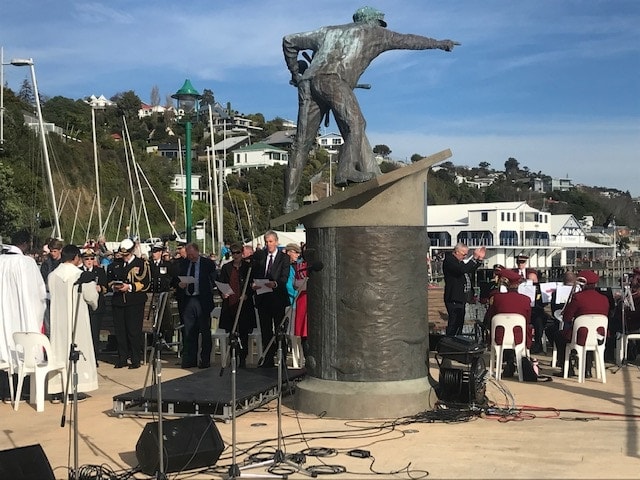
[284,166,303,213]
[334,169,376,187]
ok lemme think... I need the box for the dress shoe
[181,363,197,369]
[553,367,576,378]
[128,363,140,369]
[198,363,210,369]
[114,362,127,369]
[530,343,543,355]
[503,363,516,378]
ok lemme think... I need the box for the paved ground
[1,347,640,479]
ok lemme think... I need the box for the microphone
[74,270,96,286]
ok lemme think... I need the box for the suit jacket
[107,256,150,307]
[443,251,481,304]
[150,259,175,293]
[173,256,217,315]
[251,248,291,309]
[80,265,108,312]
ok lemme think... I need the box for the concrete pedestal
[272,150,451,418]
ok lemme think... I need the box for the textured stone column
[271,150,451,418]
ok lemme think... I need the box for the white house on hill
[231,142,288,173]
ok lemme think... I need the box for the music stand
[140,291,170,479]
[612,281,637,371]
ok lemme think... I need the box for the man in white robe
[0,230,46,401]
[47,244,99,401]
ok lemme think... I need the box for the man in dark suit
[443,243,486,336]
[251,230,291,368]
[174,242,217,369]
[80,248,108,366]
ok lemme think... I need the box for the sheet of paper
[555,284,574,304]
[539,282,559,304]
[253,278,273,295]
[178,275,195,284]
[517,284,537,306]
[215,281,235,296]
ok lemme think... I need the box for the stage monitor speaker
[0,444,55,480]
[136,415,225,475]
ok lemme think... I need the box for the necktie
[188,262,195,295]
[266,254,273,276]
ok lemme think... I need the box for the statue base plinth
[294,377,436,419]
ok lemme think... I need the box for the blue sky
[2,1,639,195]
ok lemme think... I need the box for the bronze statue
[282,6,459,212]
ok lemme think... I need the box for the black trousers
[112,302,145,366]
[256,300,286,367]
[445,301,466,336]
[181,297,212,368]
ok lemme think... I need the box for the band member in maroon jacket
[484,268,532,377]
[549,270,609,377]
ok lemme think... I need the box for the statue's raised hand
[440,40,460,52]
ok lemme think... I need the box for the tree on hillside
[112,90,142,119]
[373,144,391,158]
[504,157,519,177]
[0,162,23,235]
[18,79,35,106]
[200,89,215,109]
[150,85,160,106]
[411,153,423,163]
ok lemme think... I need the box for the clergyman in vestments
[47,244,99,401]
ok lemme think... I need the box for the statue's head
[352,6,387,27]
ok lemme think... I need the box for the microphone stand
[60,279,88,480]
[140,291,170,479]
[249,281,314,478]
[221,266,281,479]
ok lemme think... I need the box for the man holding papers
[251,231,291,368]
[173,243,217,369]
[218,242,256,368]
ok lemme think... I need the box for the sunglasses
[517,260,526,264]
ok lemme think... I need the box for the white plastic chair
[12,332,65,412]
[489,314,528,382]
[614,329,640,366]
[247,309,263,364]
[563,314,608,383]
[210,307,229,363]
[0,357,15,406]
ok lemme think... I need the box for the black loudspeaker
[136,415,225,475]
[0,444,55,480]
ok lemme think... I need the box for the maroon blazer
[561,288,609,343]
[485,290,532,348]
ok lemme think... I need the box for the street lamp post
[11,58,61,239]
[172,79,201,243]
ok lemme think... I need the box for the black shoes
[198,363,210,369]
[114,362,126,369]
[128,363,140,369]
[503,363,516,378]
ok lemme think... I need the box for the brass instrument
[553,276,587,322]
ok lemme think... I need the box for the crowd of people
[0,229,310,406]
[443,242,640,379]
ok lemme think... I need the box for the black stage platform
[112,367,305,421]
